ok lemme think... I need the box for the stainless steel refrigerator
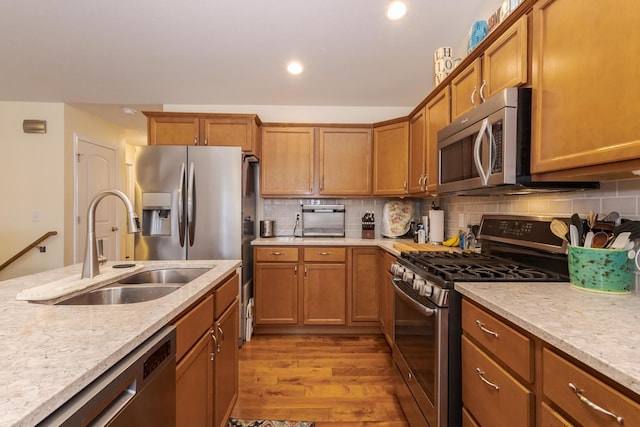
[134,145,256,345]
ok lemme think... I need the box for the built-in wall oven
[391,215,571,427]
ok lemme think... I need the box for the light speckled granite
[455,282,640,396]
[251,236,409,256]
[0,260,240,427]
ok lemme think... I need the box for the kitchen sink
[56,267,210,305]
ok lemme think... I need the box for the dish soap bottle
[417,224,426,244]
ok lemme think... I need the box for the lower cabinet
[303,262,346,325]
[378,250,395,347]
[174,272,239,427]
[349,248,380,325]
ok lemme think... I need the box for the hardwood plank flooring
[230,334,409,427]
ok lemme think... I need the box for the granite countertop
[456,282,640,396]
[0,259,241,427]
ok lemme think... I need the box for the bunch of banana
[442,234,460,247]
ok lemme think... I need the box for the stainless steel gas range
[391,215,570,427]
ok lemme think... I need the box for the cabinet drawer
[255,247,299,262]
[462,335,533,427]
[540,402,573,427]
[543,348,640,426]
[175,295,214,361]
[462,299,533,382]
[215,273,239,318]
[303,247,346,262]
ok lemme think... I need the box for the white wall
[0,102,65,280]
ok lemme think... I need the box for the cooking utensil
[614,220,640,240]
[569,224,579,246]
[571,214,583,246]
[609,232,631,249]
[583,231,594,248]
[602,211,621,225]
[591,231,612,248]
[550,219,569,243]
[587,210,596,229]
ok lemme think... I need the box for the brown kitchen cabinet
[254,247,300,325]
[348,247,379,325]
[318,127,372,196]
[373,120,409,196]
[424,86,451,193]
[530,0,640,180]
[451,15,528,120]
[174,272,239,427]
[144,111,261,156]
[408,107,427,194]
[302,247,346,325]
[378,250,395,347]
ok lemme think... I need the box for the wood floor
[230,334,409,427]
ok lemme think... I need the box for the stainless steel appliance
[134,146,257,345]
[437,87,599,195]
[301,204,345,237]
[391,215,570,427]
[260,220,274,237]
[39,327,176,426]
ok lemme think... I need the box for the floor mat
[228,420,315,427]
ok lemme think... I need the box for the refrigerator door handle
[178,163,186,247]
[187,162,196,246]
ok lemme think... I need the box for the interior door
[75,135,118,263]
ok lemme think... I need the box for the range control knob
[391,263,404,276]
[402,271,414,283]
[413,278,426,291]
[420,280,435,297]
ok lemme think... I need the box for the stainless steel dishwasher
[39,326,176,427]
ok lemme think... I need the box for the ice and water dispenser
[141,192,173,236]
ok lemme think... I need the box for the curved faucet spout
[81,189,140,279]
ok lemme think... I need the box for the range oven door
[392,279,449,427]
[438,105,519,194]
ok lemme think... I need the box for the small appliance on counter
[301,204,345,237]
[259,220,275,238]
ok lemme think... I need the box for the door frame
[73,133,120,263]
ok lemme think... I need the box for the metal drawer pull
[476,320,499,338]
[269,251,283,255]
[318,252,332,256]
[568,383,624,425]
[217,323,224,352]
[476,368,499,390]
[210,329,218,360]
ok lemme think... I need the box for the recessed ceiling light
[387,1,407,20]
[287,61,303,75]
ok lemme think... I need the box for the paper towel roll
[428,210,444,244]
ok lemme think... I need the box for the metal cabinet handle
[304,267,307,279]
[217,322,224,352]
[194,137,198,146]
[476,320,499,338]
[270,251,283,255]
[318,252,332,256]
[479,80,487,103]
[210,329,218,360]
[568,383,624,425]
[423,174,428,191]
[471,86,477,107]
[294,266,297,277]
[476,368,499,390]
[403,180,407,191]
[204,137,208,146]
[418,175,425,188]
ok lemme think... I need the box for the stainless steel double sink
[56,268,210,305]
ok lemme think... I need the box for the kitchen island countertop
[0,259,241,427]
[456,282,640,397]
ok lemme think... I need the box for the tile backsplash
[259,177,640,291]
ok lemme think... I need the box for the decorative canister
[433,46,454,85]
[467,21,489,54]
[567,245,633,294]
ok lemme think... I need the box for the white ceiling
[0,0,494,133]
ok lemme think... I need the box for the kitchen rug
[228,419,315,427]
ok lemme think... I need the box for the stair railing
[0,231,58,271]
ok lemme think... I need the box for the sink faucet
[82,189,141,279]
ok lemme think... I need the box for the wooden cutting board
[393,242,459,253]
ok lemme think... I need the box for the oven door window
[394,289,442,405]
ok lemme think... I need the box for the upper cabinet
[260,126,373,198]
[530,0,640,179]
[425,86,451,193]
[144,112,261,157]
[373,121,409,196]
[408,107,427,195]
[451,15,528,120]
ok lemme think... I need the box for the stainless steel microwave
[437,87,598,195]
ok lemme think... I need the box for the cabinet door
[200,116,260,156]
[176,332,213,427]
[213,299,239,427]
[303,263,346,325]
[255,262,299,324]
[147,114,200,146]
[408,107,427,194]
[531,0,640,177]
[425,87,451,193]
[261,127,315,196]
[379,251,395,346]
[450,58,482,120]
[350,248,379,323]
[373,121,409,195]
[319,127,372,196]
[482,15,528,99]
